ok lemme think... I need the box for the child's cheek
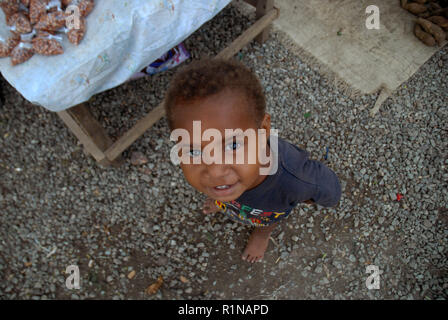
[233,163,260,186]
[180,164,204,190]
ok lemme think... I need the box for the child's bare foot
[241,223,277,263]
[202,197,220,214]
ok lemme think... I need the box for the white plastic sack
[0,0,232,111]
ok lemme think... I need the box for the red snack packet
[10,41,34,65]
[9,12,33,33]
[67,16,85,45]
[29,0,48,24]
[34,10,66,31]
[0,35,20,57]
[35,29,54,36]
[63,0,93,17]
[2,0,20,25]
[32,33,63,55]
[45,0,62,12]
[0,0,20,16]
[5,12,16,26]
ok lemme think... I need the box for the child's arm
[299,159,342,207]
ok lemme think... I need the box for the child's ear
[260,113,271,139]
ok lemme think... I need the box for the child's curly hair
[164,58,266,129]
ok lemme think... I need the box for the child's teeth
[216,185,228,189]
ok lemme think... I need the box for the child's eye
[225,141,242,151]
[189,149,202,157]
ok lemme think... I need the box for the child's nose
[205,163,230,180]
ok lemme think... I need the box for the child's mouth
[215,185,231,190]
[210,183,238,198]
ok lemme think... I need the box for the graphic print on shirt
[215,200,287,227]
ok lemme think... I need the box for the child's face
[170,88,271,202]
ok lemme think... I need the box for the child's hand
[202,197,220,214]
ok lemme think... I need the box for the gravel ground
[0,3,447,300]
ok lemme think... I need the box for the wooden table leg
[57,103,123,167]
[255,0,274,44]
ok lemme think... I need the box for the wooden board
[57,104,122,166]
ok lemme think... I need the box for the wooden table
[57,0,279,166]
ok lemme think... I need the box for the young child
[164,58,341,263]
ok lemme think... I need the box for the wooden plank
[370,86,391,117]
[255,0,275,19]
[58,103,121,166]
[243,0,257,7]
[255,0,275,44]
[104,6,279,162]
[216,7,279,59]
[58,107,106,162]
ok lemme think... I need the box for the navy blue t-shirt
[215,137,341,227]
